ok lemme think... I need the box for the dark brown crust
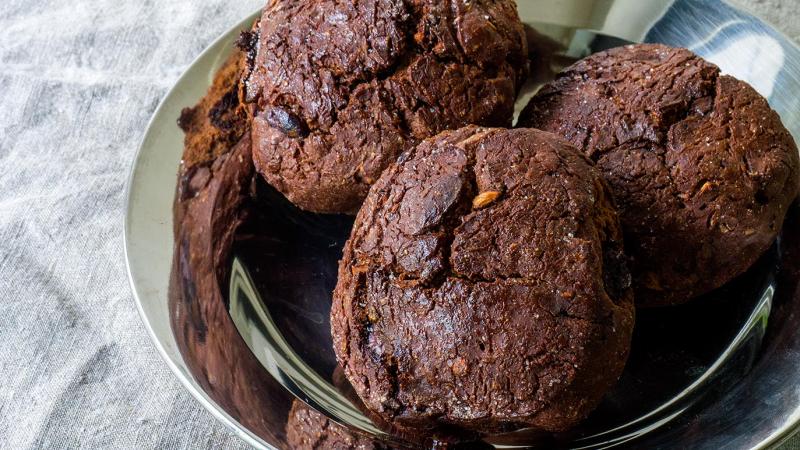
[247,0,529,214]
[518,43,800,306]
[286,400,393,450]
[331,126,635,433]
[174,40,254,233]
[177,51,250,171]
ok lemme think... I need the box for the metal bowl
[124,1,800,448]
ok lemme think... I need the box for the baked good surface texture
[246,0,528,214]
[286,400,393,450]
[178,49,251,171]
[518,43,800,306]
[331,126,635,433]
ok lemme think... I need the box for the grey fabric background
[0,0,796,448]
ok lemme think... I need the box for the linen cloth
[0,0,797,448]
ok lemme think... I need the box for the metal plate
[125,1,800,448]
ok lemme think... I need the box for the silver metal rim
[123,8,273,450]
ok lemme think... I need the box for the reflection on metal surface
[570,282,774,449]
[707,35,784,97]
[228,179,779,448]
[228,257,385,437]
[517,0,674,44]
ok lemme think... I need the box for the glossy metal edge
[123,8,273,450]
[719,4,800,448]
[760,375,800,449]
[726,0,800,65]
[728,6,800,448]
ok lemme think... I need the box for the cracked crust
[331,126,635,433]
[175,42,254,236]
[247,0,529,214]
[518,43,800,306]
[178,45,252,171]
[286,400,393,450]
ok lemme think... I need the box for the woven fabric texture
[0,0,796,448]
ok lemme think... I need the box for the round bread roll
[518,43,800,306]
[246,0,528,214]
[331,126,635,433]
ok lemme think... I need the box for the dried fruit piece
[452,357,468,377]
[473,191,501,209]
[699,181,716,195]
[264,106,308,138]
